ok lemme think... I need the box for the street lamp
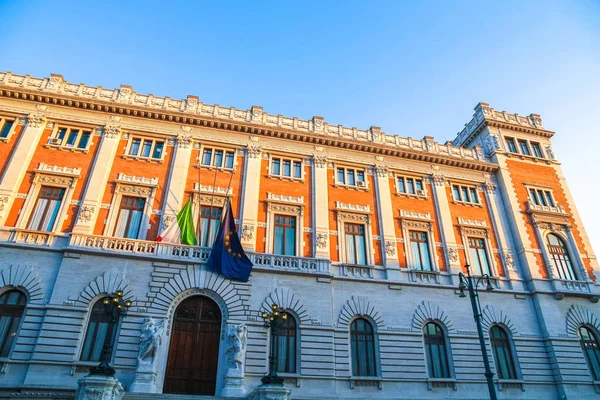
[457,264,497,400]
[89,290,132,376]
[260,303,288,385]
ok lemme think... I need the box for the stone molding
[0,264,44,304]
[480,305,517,335]
[35,163,81,176]
[69,271,135,307]
[116,173,158,186]
[338,295,385,329]
[260,287,311,325]
[566,305,600,338]
[411,301,455,332]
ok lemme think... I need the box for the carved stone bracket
[77,205,96,224]
[315,232,328,249]
[0,195,10,212]
[241,224,254,241]
[447,247,459,263]
[384,240,397,256]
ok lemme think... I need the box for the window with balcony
[336,167,366,188]
[345,223,367,265]
[127,137,165,160]
[350,318,377,377]
[518,140,531,156]
[578,325,600,380]
[531,142,544,158]
[423,322,452,379]
[274,312,297,373]
[80,297,116,362]
[114,196,146,239]
[0,290,27,358]
[273,215,296,256]
[49,127,92,150]
[547,234,577,281]
[452,184,479,204]
[27,186,65,232]
[490,326,518,380]
[270,157,302,179]
[201,147,235,169]
[396,175,425,196]
[505,137,518,153]
[528,188,555,207]
[199,206,222,247]
[409,231,432,271]
[0,117,15,139]
[468,237,492,276]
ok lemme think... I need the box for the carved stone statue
[226,324,248,370]
[138,318,165,364]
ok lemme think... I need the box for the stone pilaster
[158,128,194,233]
[372,163,400,277]
[239,142,263,250]
[0,106,48,226]
[312,153,330,258]
[72,118,123,234]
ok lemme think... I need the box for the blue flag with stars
[206,201,253,282]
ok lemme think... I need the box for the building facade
[0,71,598,399]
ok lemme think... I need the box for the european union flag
[206,201,253,282]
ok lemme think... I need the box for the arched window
[350,318,377,377]
[547,234,577,281]
[80,297,116,361]
[490,326,518,380]
[423,322,451,378]
[0,290,27,357]
[578,326,600,380]
[274,312,297,373]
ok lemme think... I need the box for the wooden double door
[163,296,222,395]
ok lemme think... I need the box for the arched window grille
[350,318,377,377]
[578,325,600,380]
[490,326,518,380]
[80,297,116,361]
[423,322,451,378]
[0,290,27,357]
[274,312,297,373]
[547,234,577,281]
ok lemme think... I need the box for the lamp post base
[76,375,124,400]
[250,383,291,400]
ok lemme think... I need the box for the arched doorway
[164,296,222,395]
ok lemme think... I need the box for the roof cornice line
[0,71,497,173]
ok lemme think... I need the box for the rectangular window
[113,196,146,239]
[409,231,432,271]
[337,167,366,188]
[199,206,222,247]
[27,186,65,232]
[345,223,367,265]
[531,142,544,158]
[468,237,492,276]
[200,146,235,169]
[128,137,164,160]
[506,137,518,153]
[270,157,302,179]
[0,117,15,138]
[528,188,555,207]
[273,215,296,256]
[50,126,92,150]
[518,140,531,156]
[452,184,479,204]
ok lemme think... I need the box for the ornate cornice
[0,71,497,173]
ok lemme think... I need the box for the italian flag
[156,199,197,246]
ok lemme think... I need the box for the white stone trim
[400,217,440,272]
[264,196,304,257]
[459,225,499,278]
[103,181,157,240]
[336,211,375,266]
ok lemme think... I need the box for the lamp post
[260,303,288,385]
[89,290,132,376]
[457,264,497,400]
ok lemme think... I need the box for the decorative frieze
[241,224,254,241]
[0,195,9,211]
[336,202,370,213]
[315,233,328,249]
[447,247,459,263]
[35,163,81,176]
[116,173,159,186]
[267,193,304,204]
[458,217,487,227]
[193,183,233,196]
[384,240,396,256]
[34,174,76,187]
[268,203,302,215]
[77,206,96,223]
[338,212,369,223]
[400,210,431,220]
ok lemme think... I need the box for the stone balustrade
[526,201,567,215]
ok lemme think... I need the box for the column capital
[429,173,446,187]
[312,154,327,169]
[103,122,122,139]
[373,164,390,178]
[246,144,262,159]
[27,111,46,128]
[482,181,497,194]
[176,133,193,149]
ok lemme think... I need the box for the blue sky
[1,0,599,254]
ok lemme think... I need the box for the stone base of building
[129,363,158,393]
[221,367,247,397]
[249,383,291,400]
[76,375,124,400]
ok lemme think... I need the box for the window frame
[112,195,147,239]
[124,135,166,162]
[530,142,544,158]
[197,205,223,248]
[272,311,299,374]
[26,186,67,232]
[526,186,556,208]
[0,115,18,142]
[48,125,94,152]
[199,145,237,171]
[0,289,28,359]
[268,155,304,181]
[265,196,304,257]
[546,233,578,281]
[79,296,121,363]
[400,217,439,273]
[350,317,379,378]
[489,325,520,381]
[335,165,368,189]
[578,325,600,381]
[422,322,453,379]
[459,226,498,278]
[451,183,481,205]
[273,214,298,256]
[505,137,518,153]
[395,173,427,198]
